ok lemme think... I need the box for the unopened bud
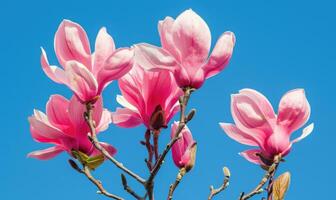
[223,166,231,178]
[149,105,165,130]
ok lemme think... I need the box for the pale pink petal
[203,32,235,79]
[111,108,142,128]
[93,27,115,74]
[28,146,64,160]
[96,109,111,132]
[292,123,314,143]
[171,9,211,68]
[277,89,311,134]
[40,48,67,84]
[134,43,178,71]
[54,20,91,69]
[97,48,134,92]
[46,95,71,127]
[158,17,181,61]
[219,123,258,146]
[239,149,262,165]
[64,60,98,102]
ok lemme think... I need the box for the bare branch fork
[238,155,282,200]
[207,167,231,200]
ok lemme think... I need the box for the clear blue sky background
[1,0,335,199]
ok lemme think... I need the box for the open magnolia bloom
[220,89,314,166]
[171,122,197,171]
[41,20,134,103]
[111,64,182,130]
[134,9,235,89]
[28,95,116,160]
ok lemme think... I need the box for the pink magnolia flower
[220,89,314,166]
[28,95,115,160]
[134,9,235,89]
[171,122,197,171]
[111,65,183,130]
[41,20,133,103]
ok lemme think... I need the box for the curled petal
[203,31,235,79]
[277,89,311,134]
[54,20,91,69]
[219,123,258,146]
[46,95,71,127]
[64,61,98,102]
[171,9,211,68]
[93,27,115,74]
[134,43,178,71]
[28,146,64,160]
[97,48,134,92]
[239,149,263,165]
[111,108,142,128]
[40,48,67,84]
[292,123,314,143]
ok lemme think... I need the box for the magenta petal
[28,146,64,160]
[239,149,262,165]
[111,108,142,128]
[54,20,92,69]
[29,116,68,140]
[203,31,235,79]
[277,89,311,135]
[100,142,117,157]
[171,9,211,68]
[93,27,115,74]
[219,123,258,146]
[46,95,71,128]
[97,48,134,92]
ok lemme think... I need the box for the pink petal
[46,95,71,128]
[134,43,178,71]
[292,123,314,143]
[171,9,211,68]
[219,123,258,146]
[93,27,115,74]
[239,149,262,165]
[29,116,68,140]
[277,89,311,134]
[203,32,235,79]
[28,146,64,160]
[158,17,181,61]
[99,142,117,157]
[54,20,92,69]
[96,109,111,132]
[68,95,87,131]
[97,48,134,93]
[111,108,142,128]
[64,60,98,102]
[40,48,67,84]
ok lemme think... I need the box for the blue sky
[1,0,335,199]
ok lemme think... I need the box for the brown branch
[239,155,282,200]
[167,168,187,200]
[121,174,145,200]
[144,129,154,171]
[266,160,280,200]
[85,102,146,185]
[145,87,194,200]
[68,160,123,200]
[208,167,231,200]
[153,130,160,161]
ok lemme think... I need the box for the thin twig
[266,160,280,200]
[153,130,159,161]
[145,87,194,200]
[208,167,231,200]
[144,129,154,171]
[167,168,186,200]
[70,161,124,200]
[239,155,282,200]
[121,174,145,200]
[85,102,146,185]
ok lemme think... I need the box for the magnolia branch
[85,102,146,186]
[145,87,194,200]
[208,167,231,200]
[239,155,282,200]
[68,160,123,200]
[167,168,187,200]
[121,174,146,200]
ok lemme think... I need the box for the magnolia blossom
[134,9,235,89]
[171,122,197,171]
[220,89,314,166]
[111,65,182,130]
[41,20,133,103]
[28,95,115,160]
